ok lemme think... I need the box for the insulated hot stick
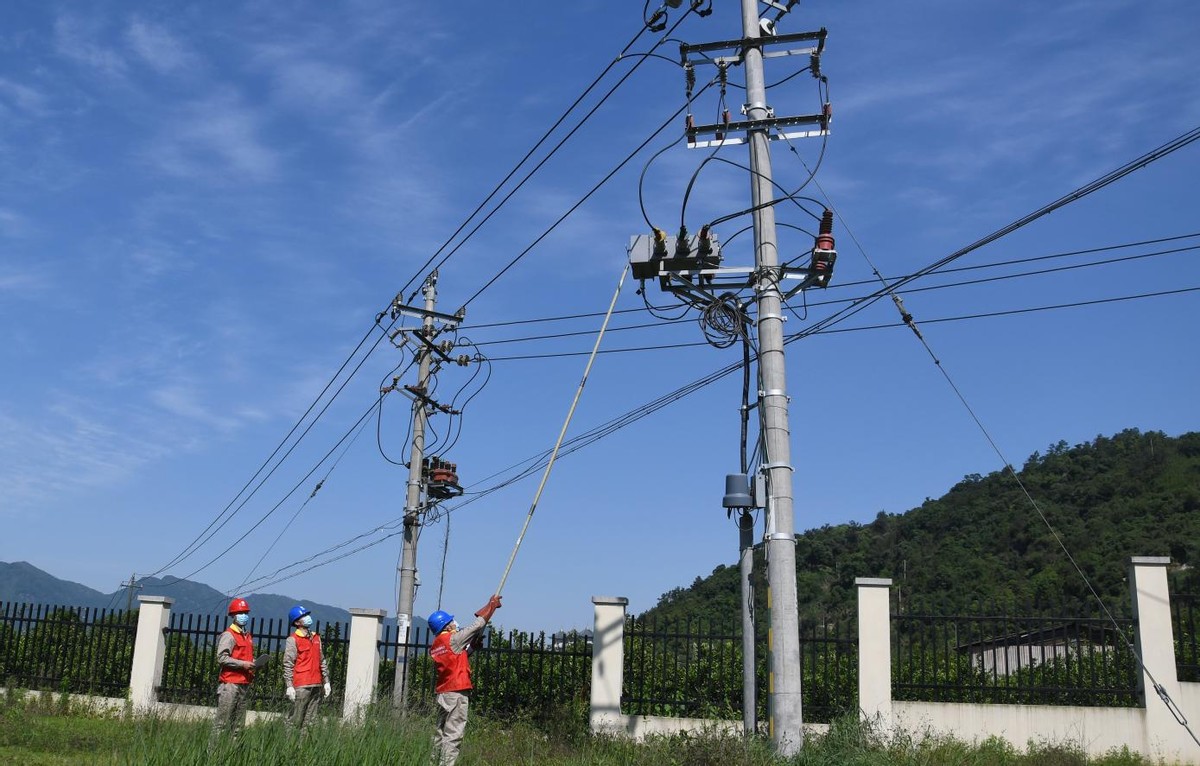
[493,265,631,598]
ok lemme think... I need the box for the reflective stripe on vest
[430,630,472,693]
[219,627,254,685]
[292,631,324,688]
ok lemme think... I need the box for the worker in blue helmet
[282,604,330,734]
[428,593,502,766]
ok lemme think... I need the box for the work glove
[285,687,296,702]
[323,682,332,697]
[474,594,502,622]
[253,654,271,668]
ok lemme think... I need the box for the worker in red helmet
[428,593,502,766]
[282,604,330,734]
[209,597,265,748]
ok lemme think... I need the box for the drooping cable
[144,321,389,579]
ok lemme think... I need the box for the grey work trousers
[433,690,470,766]
[286,685,323,731]
[210,682,250,743]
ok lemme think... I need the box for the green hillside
[644,428,1200,625]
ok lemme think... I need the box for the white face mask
[234,613,249,627]
[300,615,314,628]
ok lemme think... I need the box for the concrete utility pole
[121,573,142,612]
[393,272,438,708]
[738,510,756,735]
[741,0,805,752]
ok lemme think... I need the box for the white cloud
[53,13,127,79]
[150,384,240,433]
[0,77,50,117]
[144,90,280,183]
[126,18,199,75]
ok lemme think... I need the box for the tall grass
[0,693,1180,765]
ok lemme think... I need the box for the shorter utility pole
[121,573,142,612]
[389,271,464,708]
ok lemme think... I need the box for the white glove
[285,687,296,701]
[323,682,332,697]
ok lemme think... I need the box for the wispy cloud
[143,89,280,183]
[0,404,166,513]
[0,77,50,117]
[53,13,127,79]
[125,18,199,75]
[150,384,240,433]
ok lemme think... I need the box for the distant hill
[0,561,355,626]
[644,429,1200,626]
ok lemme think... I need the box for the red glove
[474,594,502,622]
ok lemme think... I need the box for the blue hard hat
[288,605,311,624]
[428,610,454,634]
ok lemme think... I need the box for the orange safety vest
[430,630,472,693]
[291,630,324,688]
[218,626,254,685]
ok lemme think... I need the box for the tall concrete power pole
[741,0,805,752]
[393,272,438,708]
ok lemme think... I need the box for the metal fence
[622,617,857,724]
[379,624,592,725]
[892,605,1140,707]
[0,601,136,697]
[1171,592,1200,682]
[158,613,349,713]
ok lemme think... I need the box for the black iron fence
[158,613,349,713]
[0,601,136,697]
[1171,593,1200,682]
[379,624,592,726]
[621,617,857,724]
[892,605,1139,707]
[5,598,1177,721]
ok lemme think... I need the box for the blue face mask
[234,613,249,627]
[300,615,314,628]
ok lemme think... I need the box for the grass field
[0,693,1176,765]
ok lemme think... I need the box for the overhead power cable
[494,265,630,597]
[480,286,1200,361]
[207,125,1200,595]
[461,84,711,309]
[172,394,387,584]
[464,240,1197,349]
[144,321,392,579]
[169,12,700,582]
[393,7,693,302]
[456,232,1199,334]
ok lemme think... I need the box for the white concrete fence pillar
[129,595,173,712]
[1129,556,1192,761]
[343,608,386,721]
[856,577,894,732]
[590,596,629,735]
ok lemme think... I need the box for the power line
[460,91,707,308]
[480,286,1200,360]
[144,320,392,579]
[453,232,1199,335]
[393,8,692,302]
[206,125,1200,597]
[171,395,387,583]
[154,10,704,584]
[462,239,1198,349]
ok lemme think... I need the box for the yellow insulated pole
[494,263,630,597]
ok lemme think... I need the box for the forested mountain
[0,561,354,625]
[644,429,1200,626]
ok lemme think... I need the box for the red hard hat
[228,598,250,615]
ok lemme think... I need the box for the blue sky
[2,0,1198,633]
